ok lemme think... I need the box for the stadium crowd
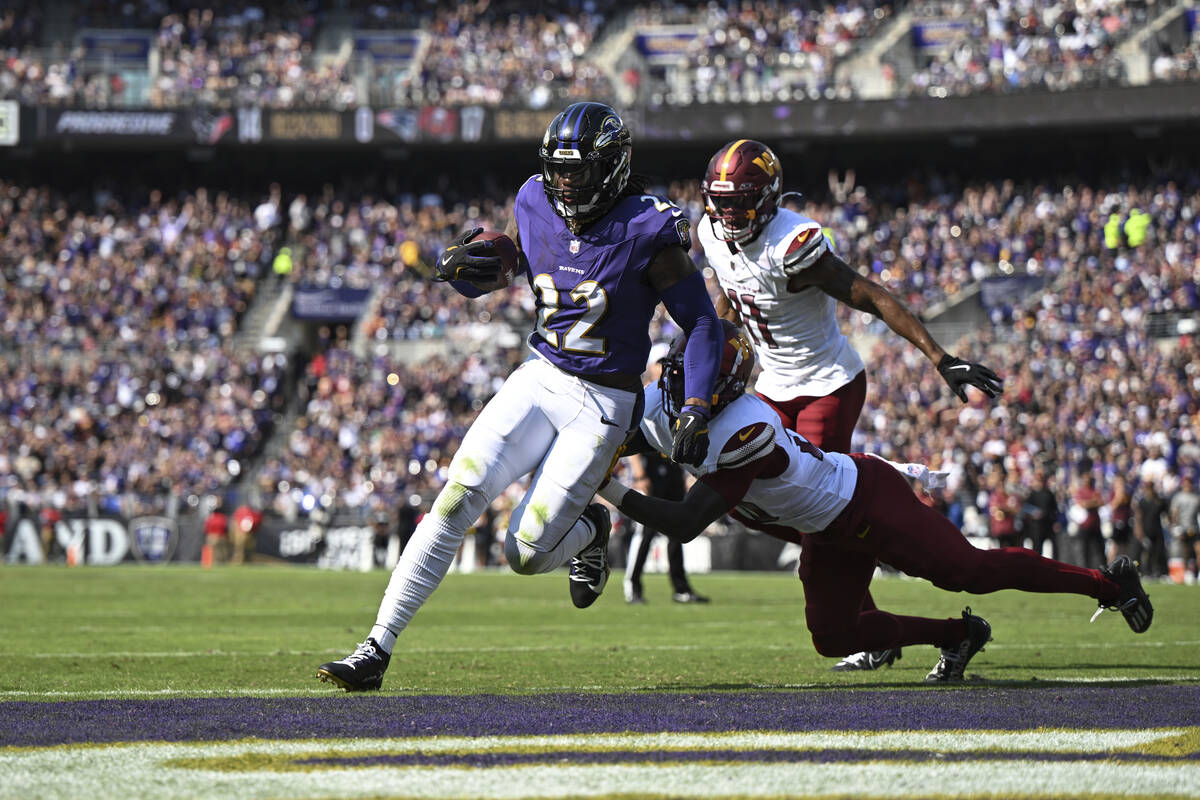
[250,341,523,520]
[0,178,287,516]
[852,175,1200,578]
[3,165,1200,579]
[151,4,353,110]
[901,0,1151,97]
[632,0,895,104]
[395,2,611,109]
[4,0,1197,110]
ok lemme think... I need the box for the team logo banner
[2,513,194,565]
[291,285,373,321]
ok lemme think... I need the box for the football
[475,230,520,289]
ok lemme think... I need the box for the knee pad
[504,535,552,575]
[430,481,488,533]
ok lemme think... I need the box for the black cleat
[569,504,611,609]
[672,591,711,604]
[317,638,390,691]
[926,608,991,682]
[832,647,903,672]
[1097,556,1153,633]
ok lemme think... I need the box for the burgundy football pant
[758,371,897,626]
[758,370,866,454]
[798,455,1120,656]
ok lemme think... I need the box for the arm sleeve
[448,279,486,298]
[658,270,721,413]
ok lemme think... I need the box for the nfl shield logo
[569,239,580,254]
[129,516,180,563]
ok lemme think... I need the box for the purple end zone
[2,686,1196,747]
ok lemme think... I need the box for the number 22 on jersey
[533,273,608,354]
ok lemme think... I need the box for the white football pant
[370,356,638,651]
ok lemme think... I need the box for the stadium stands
[2,1,1199,579]
[0,179,286,516]
[4,1,1196,110]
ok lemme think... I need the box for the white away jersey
[640,387,858,534]
[698,208,865,399]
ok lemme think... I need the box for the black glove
[434,227,503,285]
[937,354,1003,402]
[671,408,711,467]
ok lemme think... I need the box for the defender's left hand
[671,408,710,467]
[937,354,1002,402]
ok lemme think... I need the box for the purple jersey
[515,175,693,377]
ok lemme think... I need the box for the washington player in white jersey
[599,321,1153,682]
[697,139,1003,671]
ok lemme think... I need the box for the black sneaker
[317,638,390,691]
[1097,556,1153,633]
[671,591,711,604]
[925,608,991,682]
[832,647,903,672]
[569,504,611,609]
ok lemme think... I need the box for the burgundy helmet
[659,319,756,420]
[701,139,782,244]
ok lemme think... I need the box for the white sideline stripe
[5,639,1200,659]
[2,730,1185,754]
[2,675,1198,699]
[1,736,1199,800]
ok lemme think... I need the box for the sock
[369,508,477,653]
[973,548,1114,600]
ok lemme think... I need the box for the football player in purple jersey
[318,102,723,691]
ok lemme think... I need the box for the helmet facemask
[703,185,775,244]
[542,147,631,233]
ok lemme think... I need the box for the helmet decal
[718,139,749,182]
[593,114,623,150]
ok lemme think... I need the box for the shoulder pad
[716,421,775,470]
[779,225,828,277]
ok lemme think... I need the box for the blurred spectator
[203,501,230,563]
[1106,473,1134,561]
[1022,467,1060,558]
[985,469,1021,547]
[0,1,43,50]
[1133,479,1170,577]
[1168,474,1199,579]
[230,502,263,564]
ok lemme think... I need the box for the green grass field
[1,564,1195,697]
[2,565,1198,800]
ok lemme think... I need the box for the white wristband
[597,479,631,507]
